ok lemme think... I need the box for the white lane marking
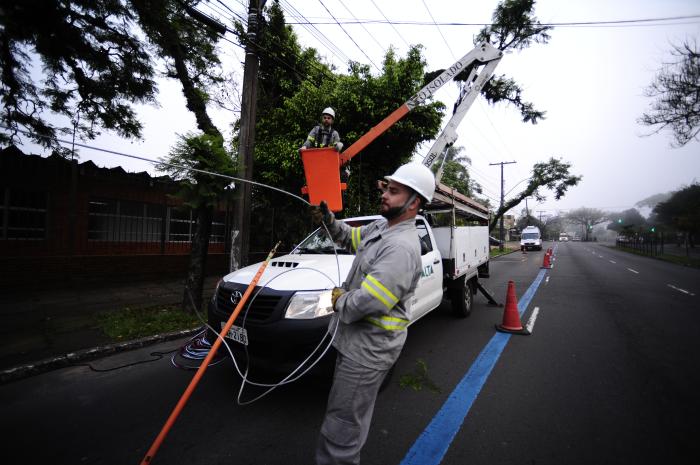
[667,284,696,296]
[609,260,616,264]
[627,268,639,274]
[525,307,540,334]
[545,276,550,284]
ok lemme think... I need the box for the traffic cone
[495,281,530,335]
[541,252,552,269]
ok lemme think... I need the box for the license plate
[222,322,248,346]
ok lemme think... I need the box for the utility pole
[232,0,266,271]
[537,210,546,223]
[490,161,516,251]
[524,196,533,224]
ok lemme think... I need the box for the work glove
[310,200,334,227]
[331,287,345,310]
[334,142,343,152]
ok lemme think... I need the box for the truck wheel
[450,277,473,318]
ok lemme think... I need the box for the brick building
[0,146,232,290]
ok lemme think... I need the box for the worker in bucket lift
[300,107,343,152]
[310,162,435,465]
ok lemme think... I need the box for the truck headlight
[285,291,334,319]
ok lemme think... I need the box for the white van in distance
[520,225,543,251]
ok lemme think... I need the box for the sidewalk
[0,276,219,380]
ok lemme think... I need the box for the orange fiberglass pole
[140,242,281,465]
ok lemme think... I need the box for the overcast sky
[14,0,700,219]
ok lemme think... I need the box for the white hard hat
[385,163,435,203]
[321,107,335,118]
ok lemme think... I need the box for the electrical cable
[0,125,311,206]
[316,0,381,72]
[73,348,180,372]
[180,226,344,405]
[283,13,700,27]
[368,0,410,48]
[278,0,353,66]
[336,0,386,55]
[420,0,456,60]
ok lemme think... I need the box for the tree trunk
[183,203,213,314]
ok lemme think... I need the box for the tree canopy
[652,183,700,235]
[639,38,700,147]
[489,157,582,231]
[430,145,485,201]
[607,208,647,233]
[0,0,158,154]
[565,207,607,241]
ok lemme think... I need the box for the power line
[368,0,410,48]
[283,13,700,27]
[336,0,386,55]
[316,0,381,72]
[278,0,353,66]
[420,0,456,60]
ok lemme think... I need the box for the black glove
[310,200,334,226]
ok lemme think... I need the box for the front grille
[214,284,286,323]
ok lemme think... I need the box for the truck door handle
[433,258,440,264]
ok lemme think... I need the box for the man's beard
[380,205,403,220]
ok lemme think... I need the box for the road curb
[0,327,204,384]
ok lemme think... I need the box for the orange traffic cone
[541,252,552,269]
[495,281,530,335]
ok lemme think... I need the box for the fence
[616,232,665,257]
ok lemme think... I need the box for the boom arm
[339,42,503,166]
[426,56,501,182]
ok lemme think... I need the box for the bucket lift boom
[339,42,503,166]
[301,42,503,212]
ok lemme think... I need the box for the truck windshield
[292,220,373,255]
[522,233,540,240]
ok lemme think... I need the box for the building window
[1,187,47,240]
[88,198,165,243]
[211,213,225,244]
[168,207,193,243]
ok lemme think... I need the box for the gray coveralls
[302,125,341,150]
[316,216,422,465]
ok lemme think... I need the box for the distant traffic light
[650,227,656,232]
[617,218,622,224]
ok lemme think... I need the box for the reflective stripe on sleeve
[363,315,409,331]
[351,227,361,251]
[361,274,399,310]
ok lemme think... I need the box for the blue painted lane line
[400,269,548,465]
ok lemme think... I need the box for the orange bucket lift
[300,147,347,212]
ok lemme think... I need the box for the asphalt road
[1,242,698,465]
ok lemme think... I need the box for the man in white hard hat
[301,107,343,152]
[310,163,435,465]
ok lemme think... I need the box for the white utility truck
[207,186,499,370]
